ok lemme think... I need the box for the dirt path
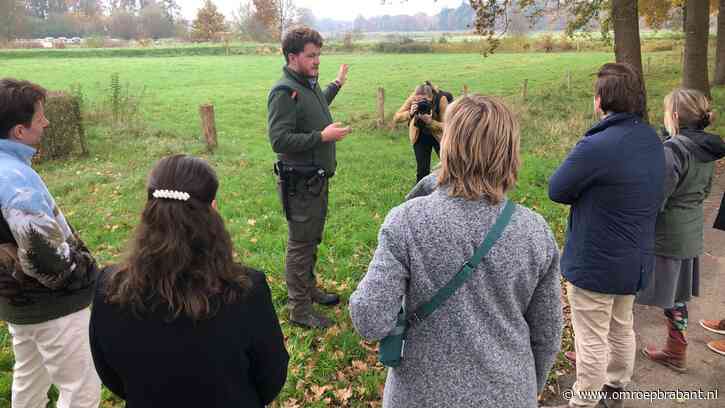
[546,172,725,407]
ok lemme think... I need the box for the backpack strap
[405,199,516,327]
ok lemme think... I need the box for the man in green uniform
[268,27,351,329]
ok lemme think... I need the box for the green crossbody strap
[405,199,516,328]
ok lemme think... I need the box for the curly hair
[282,26,323,63]
[105,155,250,321]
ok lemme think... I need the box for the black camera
[415,99,432,116]
[413,99,433,128]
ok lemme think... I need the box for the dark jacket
[549,113,665,295]
[656,128,725,257]
[89,267,289,408]
[267,66,341,175]
[715,193,725,231]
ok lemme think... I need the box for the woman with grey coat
[349,95,563,408]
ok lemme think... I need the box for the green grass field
[0,50,718,407]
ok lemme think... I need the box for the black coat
[715,193,725,231]
[89,267,289,408]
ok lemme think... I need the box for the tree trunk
[682,3,687,33]
[612,0,648,119]
[714,0,725,85]
[683,0,711,97]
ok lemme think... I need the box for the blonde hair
[664,88,712,136]
[437,95,520,203]
[414,84,433,99]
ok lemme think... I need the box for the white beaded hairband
[152,189,191,201]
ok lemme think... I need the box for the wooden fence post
[377,87,385,128]
[566,71,571,92]
[522,79,528,101]
[199,104,217,151]
[463,84,469,96]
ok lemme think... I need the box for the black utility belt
[274,161,328,180]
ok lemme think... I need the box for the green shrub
[35,92,87,162]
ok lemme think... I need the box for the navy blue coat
[549,113,665,295]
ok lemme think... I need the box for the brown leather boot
[289,304,333,329]
[642,320,687,373]
[311,287,340,306]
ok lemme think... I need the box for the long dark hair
[106,154,250,321]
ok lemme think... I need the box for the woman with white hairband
[89,154,289,407]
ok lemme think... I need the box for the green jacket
[267,66,340,175]
[656,128,725,258]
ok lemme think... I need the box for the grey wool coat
[349,176,563,408]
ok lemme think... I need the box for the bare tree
[233,1,271,41]
[277,0,297,37]
[296,7,316,28]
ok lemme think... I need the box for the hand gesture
[321,122,352,142]
[336,64,349,87]
[409,95,425,117]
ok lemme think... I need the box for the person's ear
[7,124,24,141]
[211,199,218,210]
[593,95,602,114]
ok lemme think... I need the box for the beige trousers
[567,282,636,407]
[8,308,101,408]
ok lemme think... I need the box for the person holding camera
[393,83,450,183]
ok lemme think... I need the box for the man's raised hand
[336,64,349,87]
[321,122,352,142]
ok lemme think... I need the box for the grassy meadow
[0,49,719,407]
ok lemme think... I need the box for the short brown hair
[437,95,520,203]
[282,26,323,63]
[595,63,645,117]
[0,78,47,139]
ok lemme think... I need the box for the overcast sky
[181,0,466,22]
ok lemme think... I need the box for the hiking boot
[290,307,333,329]
[642,336,687,373]
[707,339,725,356]
[311,287,340,306]
[699,319,725,335]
